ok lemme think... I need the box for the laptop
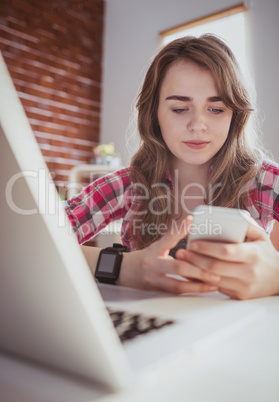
[0,51,264,393]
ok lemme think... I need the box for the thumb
[155,217,191,254]
[246,219,267,242]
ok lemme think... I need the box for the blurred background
[1,0,279,198]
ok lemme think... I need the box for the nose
[187,111,207,133]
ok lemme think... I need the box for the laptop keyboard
[107,307,175,343]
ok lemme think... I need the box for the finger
[178,249,269,295]
[155,218,189,254]
[155,274,218,295]
[149,256,221,284]
[177,249,247,280]
[186,214,193,228]
[138,261,219,293]
[245,221,268,242]
[217,278,255,300]
[185,237,261,262]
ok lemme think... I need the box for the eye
[209,108,224,114]
[172,108,188,114]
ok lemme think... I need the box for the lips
[184,140,210,149]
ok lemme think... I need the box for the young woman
[64,35,279,300]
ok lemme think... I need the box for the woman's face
[157,60,233,170]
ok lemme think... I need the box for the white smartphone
[187,205,251,248]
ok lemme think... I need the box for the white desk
[1,293,279,402]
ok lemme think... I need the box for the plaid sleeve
[257,161,279,222]
[64,167,132,244]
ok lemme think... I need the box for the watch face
[95,249,123,283]
[97,253,117,273]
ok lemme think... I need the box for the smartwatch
[95,243,129,284]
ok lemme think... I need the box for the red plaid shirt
[64,167,138,249]
[64,161,279,250]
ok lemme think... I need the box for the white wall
[101,0,279,165]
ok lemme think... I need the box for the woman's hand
[176,221,279,300]
[118,221,221,294]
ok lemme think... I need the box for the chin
[181,157,210,166]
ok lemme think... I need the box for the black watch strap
[106,243,129,252]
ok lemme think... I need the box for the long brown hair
[130,35,263,249]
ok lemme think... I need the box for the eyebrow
[165,95,223,102]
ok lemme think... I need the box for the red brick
[1,0,104,185]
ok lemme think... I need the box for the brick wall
[0,0,105,195]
